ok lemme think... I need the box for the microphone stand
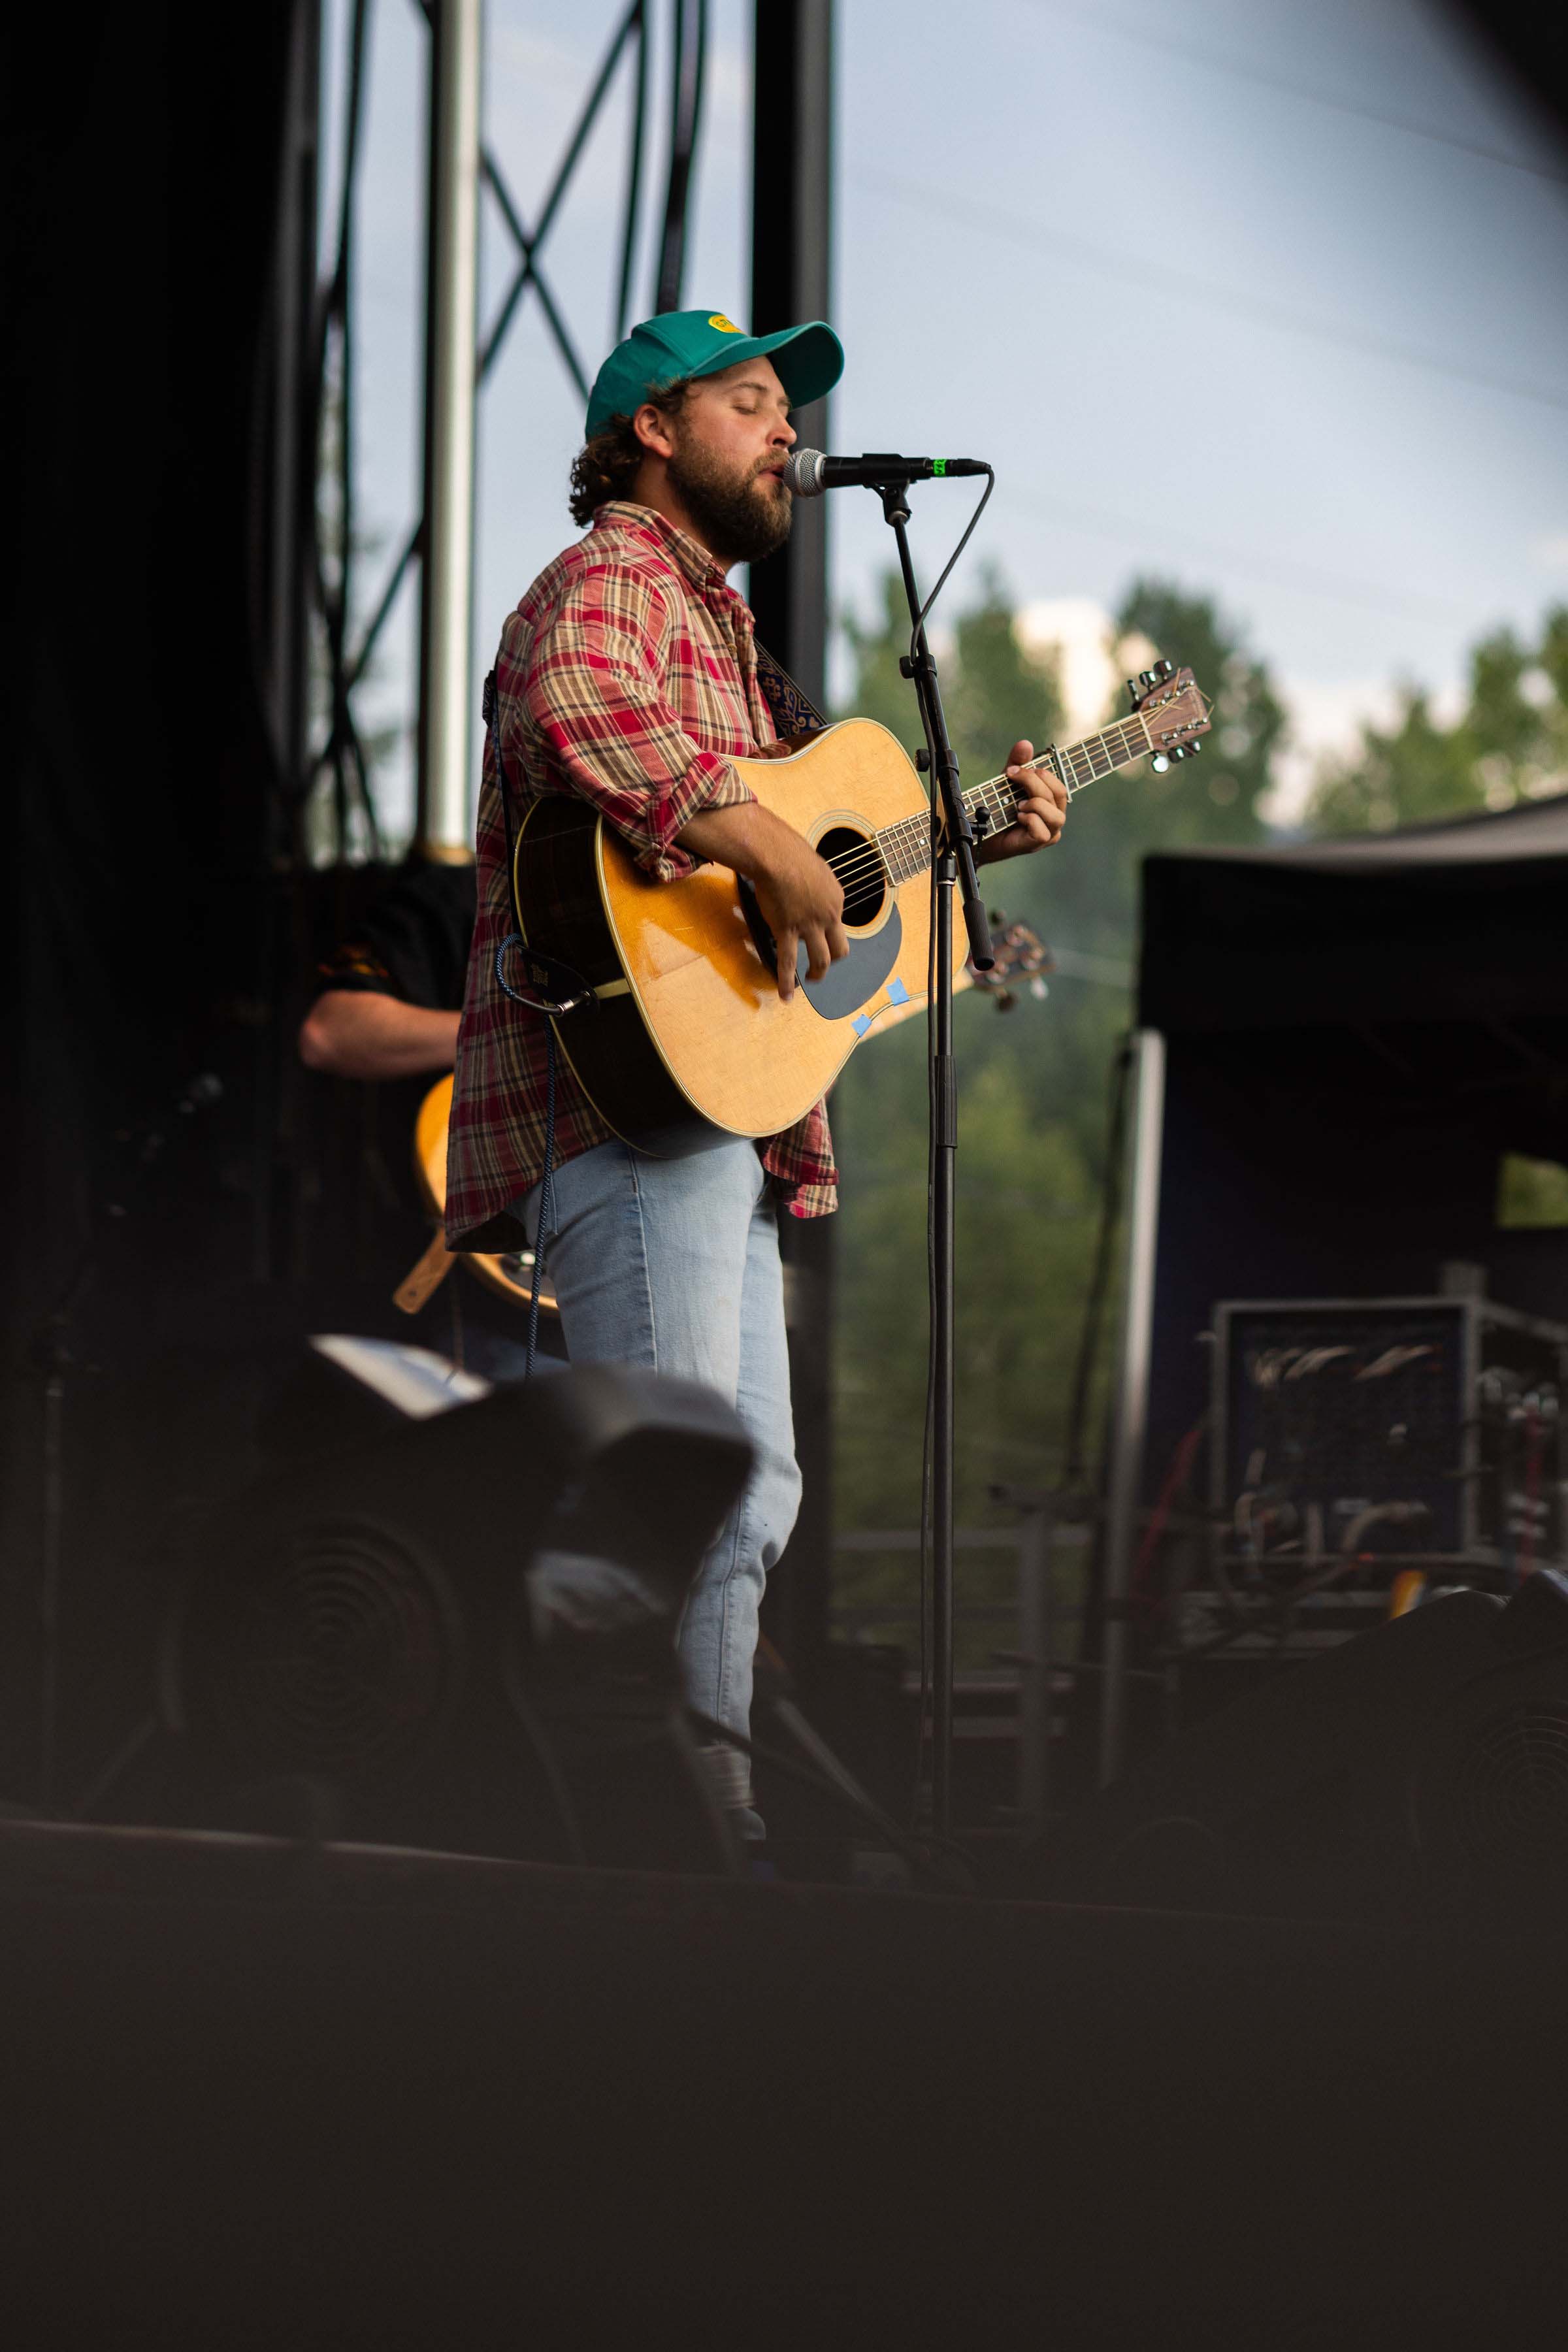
[875,474,994,1835]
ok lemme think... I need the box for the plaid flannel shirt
[444,502,838,1250]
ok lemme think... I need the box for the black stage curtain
[0,5,304,1795]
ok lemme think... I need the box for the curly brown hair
[567,379,691,527]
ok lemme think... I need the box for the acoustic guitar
[395,915,1053,1322]
[509,661,1209,1152]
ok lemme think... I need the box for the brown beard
[666,432,794,567]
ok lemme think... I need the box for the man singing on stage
[444,307,1068,1840]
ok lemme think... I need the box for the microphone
[783,448,989,497]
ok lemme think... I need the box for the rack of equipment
[1168,1292,1568,1674]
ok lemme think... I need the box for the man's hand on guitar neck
[975,740,1068,866]
[677,796,849,1004]
[742,729,1070,874]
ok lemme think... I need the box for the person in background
[299,859,563,1378]
[299,860,472,1084]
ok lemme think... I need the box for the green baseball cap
[585,306,843,437]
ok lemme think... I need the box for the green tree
[839,570,925,755]
[1307,609,1568,835]
[947,563,1064,794]
[840,561,1064,776]
[1050,578,1283,941]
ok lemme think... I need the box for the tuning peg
[1126,678,1141,707]
[1187,737,1201,754]
[1171,744,1188,761]
[1157,658,1175,678]
[1151,753,1170,773]
[1139,669,1157,690]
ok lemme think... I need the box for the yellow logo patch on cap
[708,314,742,333]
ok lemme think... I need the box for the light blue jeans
[519,1137,802,1770]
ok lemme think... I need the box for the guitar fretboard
[874,713,1153,885]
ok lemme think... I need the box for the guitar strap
[480,661,593,1385]
[753,640,829,740]
[482,666,594,1010]
[482,665,524,933]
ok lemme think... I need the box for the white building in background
[1015,596,1156,740]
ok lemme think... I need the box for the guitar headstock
[970,915,1052,1010]
[1126,658,1211,772]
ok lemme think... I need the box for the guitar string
[851,721,1151,880]
[820,762,1077,894]
[816,727,1149,897]
[803,693,1186,900]
[821,781,1062,896]
[751,693,1184,900]
[820,753,1083,892]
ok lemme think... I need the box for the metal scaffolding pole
[1098,1028,1168,1788]
[417,0,483,860]
[749,0,832,700]
[750,0,835,1684]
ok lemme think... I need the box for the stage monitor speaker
[156,1364,753,1867]
[1030,1578,1568,1921]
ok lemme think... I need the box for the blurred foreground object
[1448,3,1568,149]
[159,1360,753,1869]
[1032,1578,1568,1923]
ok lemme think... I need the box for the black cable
[524,1028,557,1384]
[908,469,996,664]
[918,831,938,1806]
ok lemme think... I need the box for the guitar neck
[875,714,1152,885]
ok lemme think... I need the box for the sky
[323,0,1568,840]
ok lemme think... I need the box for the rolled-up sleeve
[507,566,755,882]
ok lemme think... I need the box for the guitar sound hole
[817,826,886,927]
